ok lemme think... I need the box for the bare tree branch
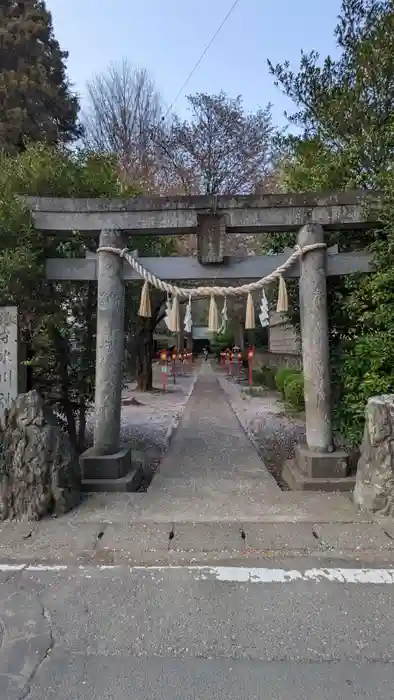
[153,91,279,196]
[82,58,164,189]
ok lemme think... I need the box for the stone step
[2,519,393,569]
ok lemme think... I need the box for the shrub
[283,373,305,410]
[332,332,394,447]
[275,367,298,395]
[253,366,276,389]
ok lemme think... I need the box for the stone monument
[353,395,394,515]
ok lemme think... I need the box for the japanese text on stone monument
[0,306,18,418]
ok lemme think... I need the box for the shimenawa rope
[96,242,326,299]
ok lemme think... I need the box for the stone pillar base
[80,446,143,493]
[282,460,356,492]
[282,444,355,492]
[295,445,349,479]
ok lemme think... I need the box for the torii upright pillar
[80,229,138,491]
[94,228,125,453]
[283,223,350,490]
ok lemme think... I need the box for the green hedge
[274,366,305,410]
[283,373,305,410]
[252,365,305,408]
[275,367,297,395]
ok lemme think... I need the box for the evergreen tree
[0,0,81,153]
[268,0,394,188]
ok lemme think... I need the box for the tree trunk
[135,298,166,392]
[50,325,78,451]
[136,317,154,391]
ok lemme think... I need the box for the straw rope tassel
[276,275,288,313]
[208,295,219,333]
[171,294,180,333]
[245,292,255,330]
[138,280,152,317]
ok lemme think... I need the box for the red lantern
[247,349,254,386]
[160,350,167,391]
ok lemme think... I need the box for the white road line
[196,567,394,583]
[1,564,394,583]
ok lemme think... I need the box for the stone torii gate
[25,191,380,492]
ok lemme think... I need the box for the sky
[46,0,343,128]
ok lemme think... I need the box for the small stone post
[93,229,126,454]
[298,222,333,453]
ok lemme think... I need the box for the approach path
[130,361,281,521]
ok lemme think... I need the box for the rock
[0,391,81,521]
[353,395,394,515]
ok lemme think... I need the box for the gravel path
[218,374,306,489]
[85,365,197,484]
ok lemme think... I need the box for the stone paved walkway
[130,362,280,519]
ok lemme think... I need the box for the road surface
[1,559,394,699]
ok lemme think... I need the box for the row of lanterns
[220,350,242,364]
[220,347,254,363]
[220,347,255,384]
[159,349,192,363]
[159,348,193,391]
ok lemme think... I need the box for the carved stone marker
[0,306,18,422]
[353,395,394,515]
[0,391,81,520]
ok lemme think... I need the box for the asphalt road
[2,560,394,699]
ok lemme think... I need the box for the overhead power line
[162,0,242,120]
